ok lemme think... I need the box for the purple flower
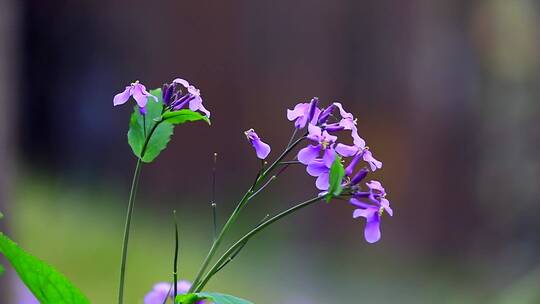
[332,102,366,148]
[245,129,271,159]
[350,180,393,243]
[298,124,338,165]
[287,98,321,129]
[165,78,211,117]
[113,81,158,113]
[317,104,336,124]
[144,281,205,304]
[336,144,382,172]
[305,153,337,190]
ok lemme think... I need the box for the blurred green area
[4,173,537,303]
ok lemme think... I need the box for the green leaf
[162,109,210,125]
[198,292,254,304]
[127,88,174,163]
[0,232,90,304]
[326,155,345,202]
[175,293,200,304]
[175,292,254,304]
[0,264,4,276]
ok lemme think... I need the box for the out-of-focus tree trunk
[0,0,19,301]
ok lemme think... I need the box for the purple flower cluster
[113,78,210,117]
[290,98,391,243]
[162,78,210,117]
[243,97,393,243]
[291,99,391,243]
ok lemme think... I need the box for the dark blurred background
[1,0,540,303]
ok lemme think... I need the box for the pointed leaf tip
[326,155,345,202]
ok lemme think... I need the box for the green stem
[194,195,323,292]
[188,136,305,292]
[117,158,142,304]
[117,119,162,304]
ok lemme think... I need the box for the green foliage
[127,88,174,163]
[0,232,90,304]
[0,264,4,276]
[163,109,210,125]
[175,292,254,304]
[326,155,345,202]
[127,88,211,163]
[175,293,200,304]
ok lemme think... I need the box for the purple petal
[306,124,322,142]
[253,139,271,159]
[187,85,200,96]
[352,207,377,219]
[132,84,149,108]
[297,145,321,165]
[113,86,131,106]
[177,280,192,293]
[318,104,335,124]
[349,198,372,209]
[144,283,170,304]
[307,97,319,122]
[323,148,336,168]
[350,168,368,185]
[287,103,310,128]
[351,127,366,149]
[173,78,190,88]
[245,129,271,159]
[324,123,345,132]
[335,143,359,157]
[322,130,337,143]
[345,152,362,176]
[333,102,354,119]
[353,208,381,243]
[315,172,330,190]
[364,215,382,243]
[306,159,328,177]
[380,198,393,216]
[189,95,211,117]
[366,180,385,194]
[363,150,382,171]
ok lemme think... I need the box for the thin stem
[117,159,143,304]
[173,210,179,298]
[211,153,218,240]
[286,128,298,148]
[188,136,306,292]
[248,176,276,200]
[277,160,302,165]
[211,213,269,274]
[118,119,162,304]
[194,195,323,292]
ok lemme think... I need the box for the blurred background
[1,0,540,303]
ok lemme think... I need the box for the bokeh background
[1,0,540,303]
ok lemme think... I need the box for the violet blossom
[298,124,338,165]
[305,154,335,191]
[350,180,393,243]
[113,81,157,114]
[336,144,382,172]
[245,129,271,159]
[163,78,211,117]
[287,97,321,129]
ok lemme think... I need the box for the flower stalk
[193,195,323,292]
[118,120,163,304]
[188,136,305,292]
